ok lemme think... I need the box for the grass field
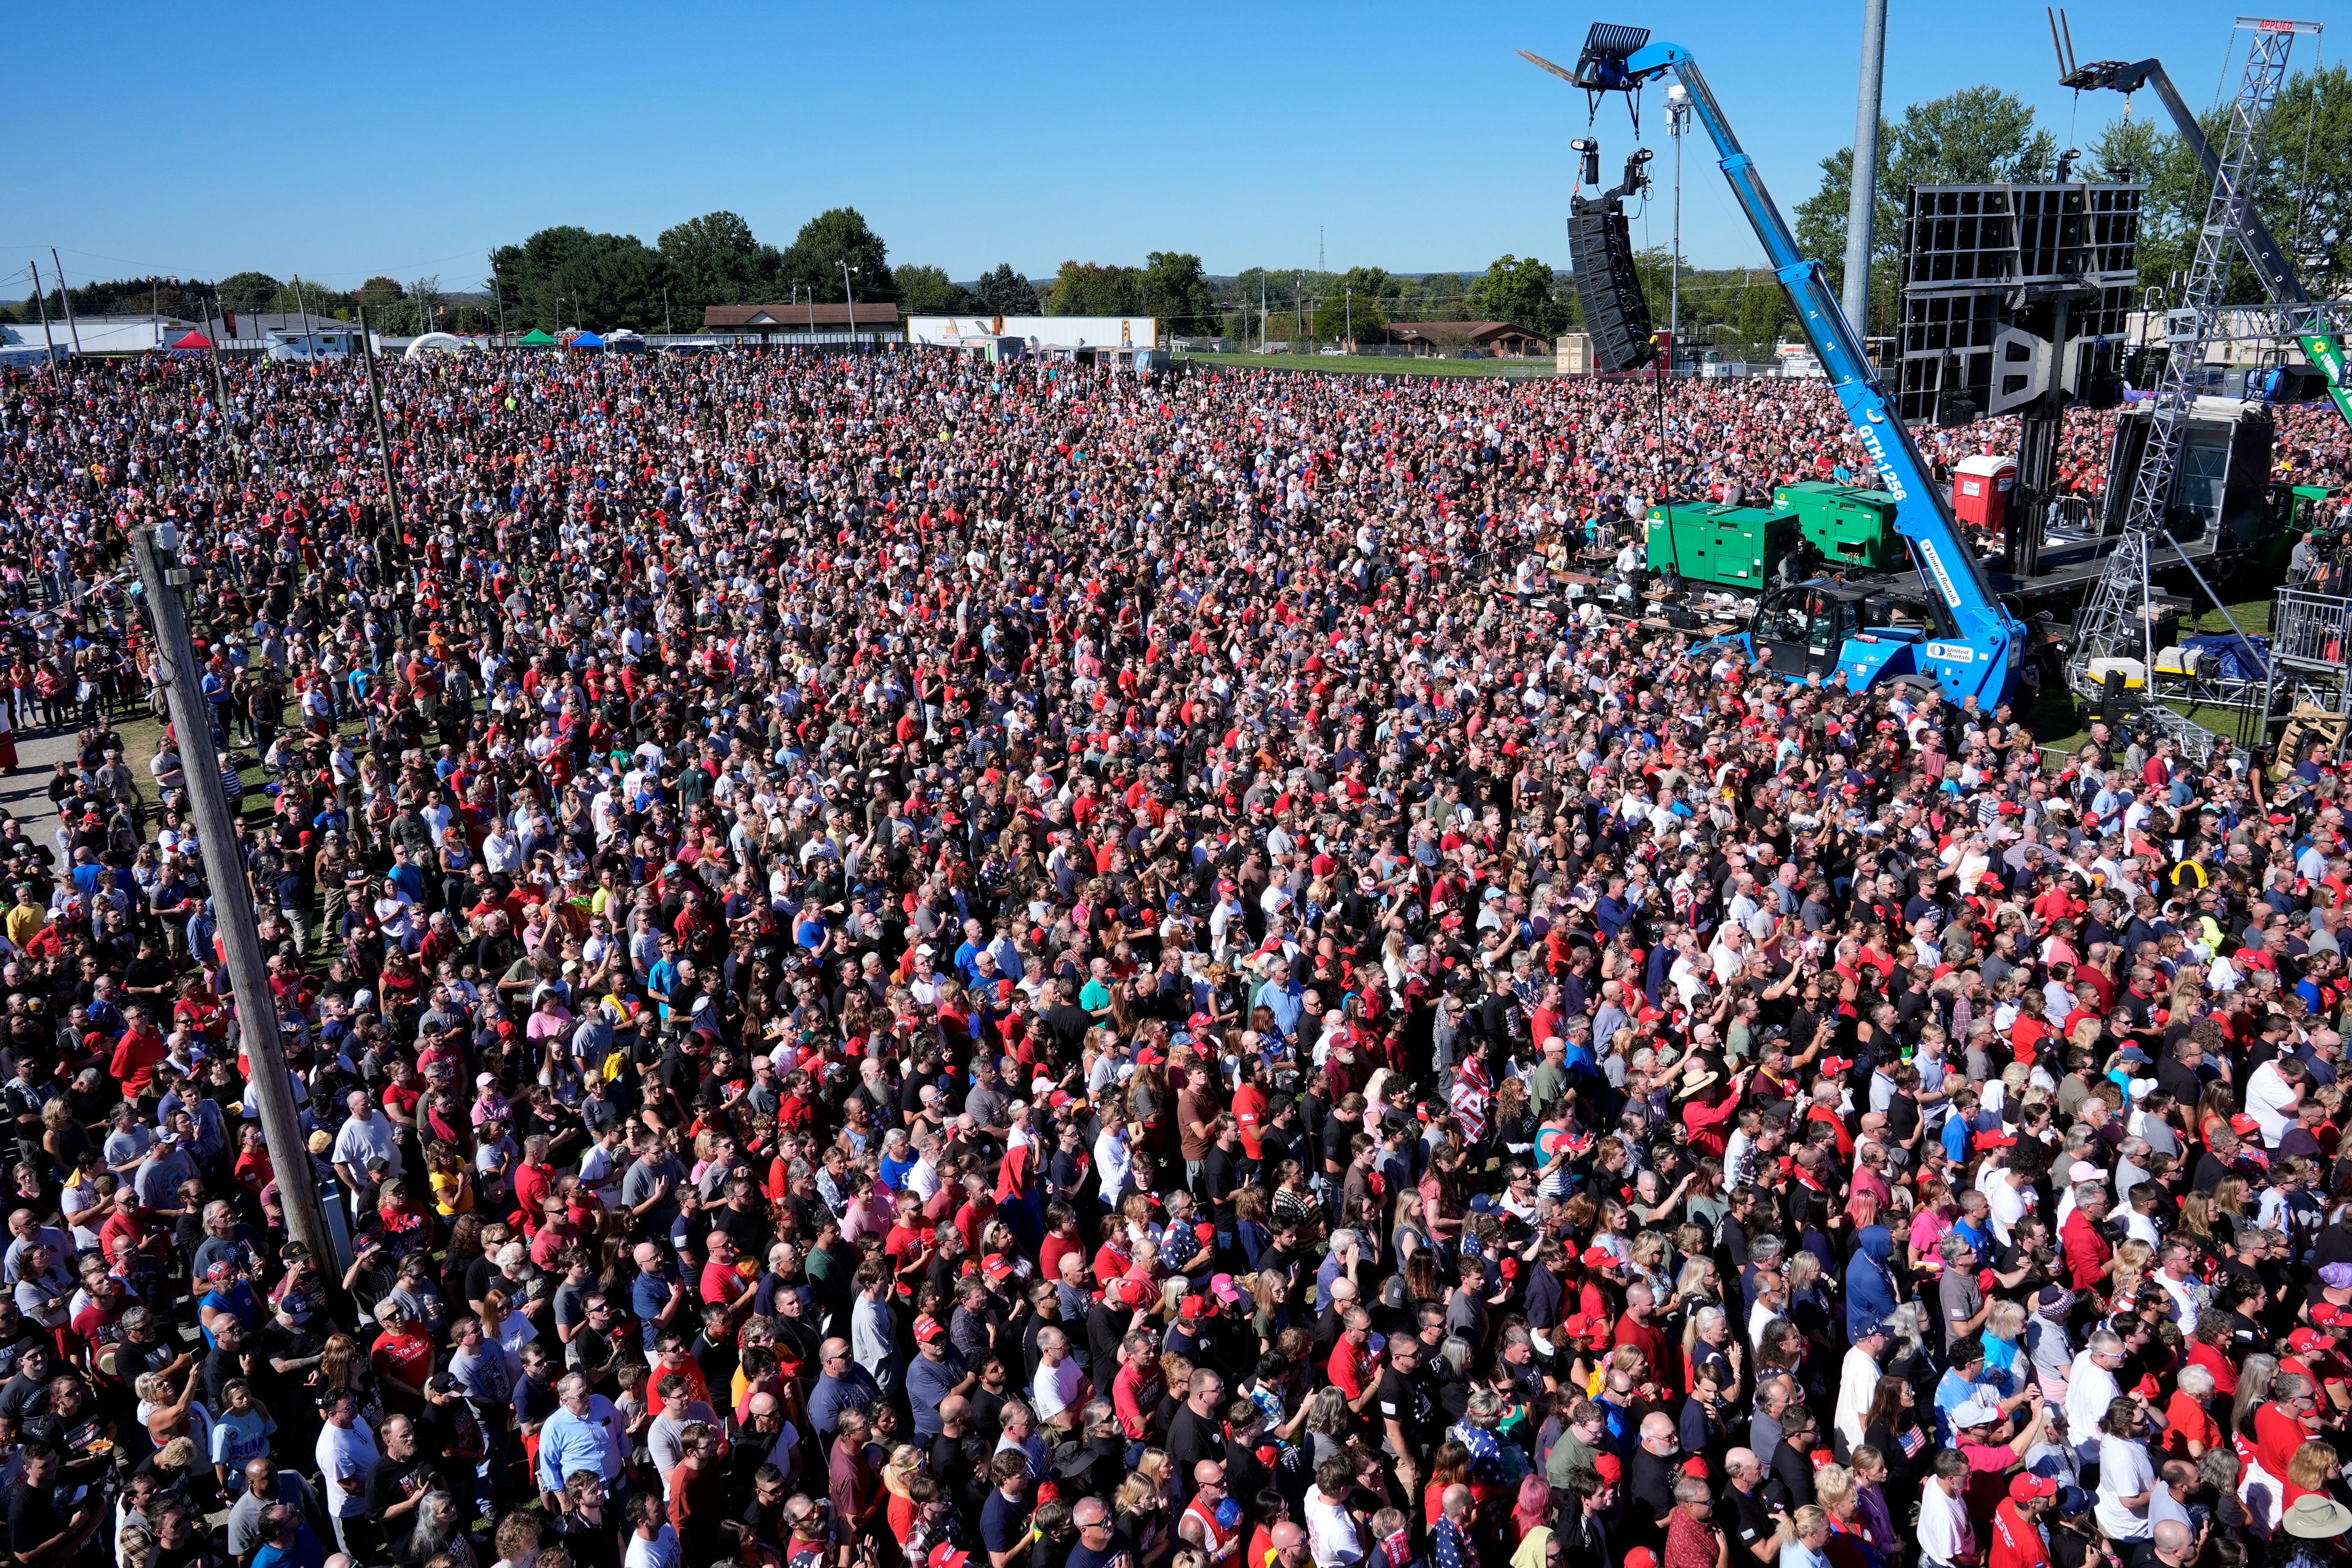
[2027,593,2276,758]
[1178,352,1553,379]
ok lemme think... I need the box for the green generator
[1772,481,1904,570]
[1644,502,1800,588]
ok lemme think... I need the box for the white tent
[402,332,472,360]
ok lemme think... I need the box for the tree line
[6,70,2343,352]
[1792,69,2351,337]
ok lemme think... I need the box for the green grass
[1178,351,1553,379]
[2029,593,2277,760]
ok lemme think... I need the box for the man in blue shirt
[904,1316,971,1443]
[807,1336,880,1438]
[1256,960,1305,1042]
[535,1373,623,1501]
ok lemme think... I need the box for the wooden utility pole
[49,249,85,356]
[127,526,337,1267]
[355,306,402,543]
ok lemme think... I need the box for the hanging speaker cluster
[1567,146,1657,372]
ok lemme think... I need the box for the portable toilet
[1952,454,2018,535]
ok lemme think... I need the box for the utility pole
[1295,273,1303,342]
[841,261,858,351]
[26,259,59,380]
[1346,287,1352,349]
[1668,83,1691,350]
[129,525,337,1269]
[1260,273,1267,351]
[49,249,84,356]
[1319,227,1325,273]
[355,306,401,539]
[1841,0,1890,336]
[491,265,508,347]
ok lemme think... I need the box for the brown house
[1384,320,1552,358]
[703,302,900,337]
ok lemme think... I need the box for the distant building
[1385,321,1552,358]
[703,303,902,341]
[7,314,202,355]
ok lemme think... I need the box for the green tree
[894,264,972,313]
[972,264,1038,316]
[1310,291,1385,344]
[488,227,671,330]
[1796,86,2057,333]
[1466,255,1567,337]
[659,211,786,320]
[1046,262,1145,315]
[783,207,892,301]
[1408,273,1468,318]
[2263,64,2352,298]
[1139,252,1221,336]
[216,271,282,314]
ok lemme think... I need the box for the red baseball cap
[913,1315,946,1344]
[2010,1474,2058,1501]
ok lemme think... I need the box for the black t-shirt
[1724,1485,1779,1562]
[1374,1365,1437,1458]
[0,1368,55,1427]
[1165,1404,1225,1477]
[981,1486,1033,1555]
[364,1453,428,1520]
[6,1481,72,1560]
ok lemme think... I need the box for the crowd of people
[0,343,2348,1568]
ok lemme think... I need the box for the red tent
[171,330,213,349]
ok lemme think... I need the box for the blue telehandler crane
[1525,25,2030,710]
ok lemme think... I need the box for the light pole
[1667,80,1691,365]
[841,261,858,350]
[1345,287,1352,349]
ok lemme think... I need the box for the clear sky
[5,0,2338,295]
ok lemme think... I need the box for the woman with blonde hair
[883,1444,924,1546]
[1117,1449,1178,1568]
[2285,1439,2339,1510]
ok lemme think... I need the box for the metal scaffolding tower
[2065,20,2307,756]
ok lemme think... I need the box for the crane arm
[2076,58,2352,423]
[2073,58,2309,305]
[1597,34,2023,704]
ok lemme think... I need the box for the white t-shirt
[2095,1431,2155,1540]
[317,1418,380,1517]
[1917,1482,1973,1568]
[2064,1354,2122,1462]
[2245,1061,2301,1148]
[331,1110,401,1180]
[1033,1354,1088,1423]
[1305,1483,1363,1568]
[623,1524,682,1568]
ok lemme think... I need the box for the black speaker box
[1569,195,1656,372]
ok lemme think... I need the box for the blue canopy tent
[567,330,606,350]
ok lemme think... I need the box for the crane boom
[2070,51,2352,426]
[1560,29,2026,707]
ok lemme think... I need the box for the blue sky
[6,0,2338,296]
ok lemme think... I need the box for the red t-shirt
[1329,1335,1372,1400]
[371,1327,434,1394]
[110,1026,166,1095]
[2060,1210,2113,1291]
[2163,1389,2222,1461]
[1989,1499,2051,1568]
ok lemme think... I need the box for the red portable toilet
[1952,454,2017,534]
